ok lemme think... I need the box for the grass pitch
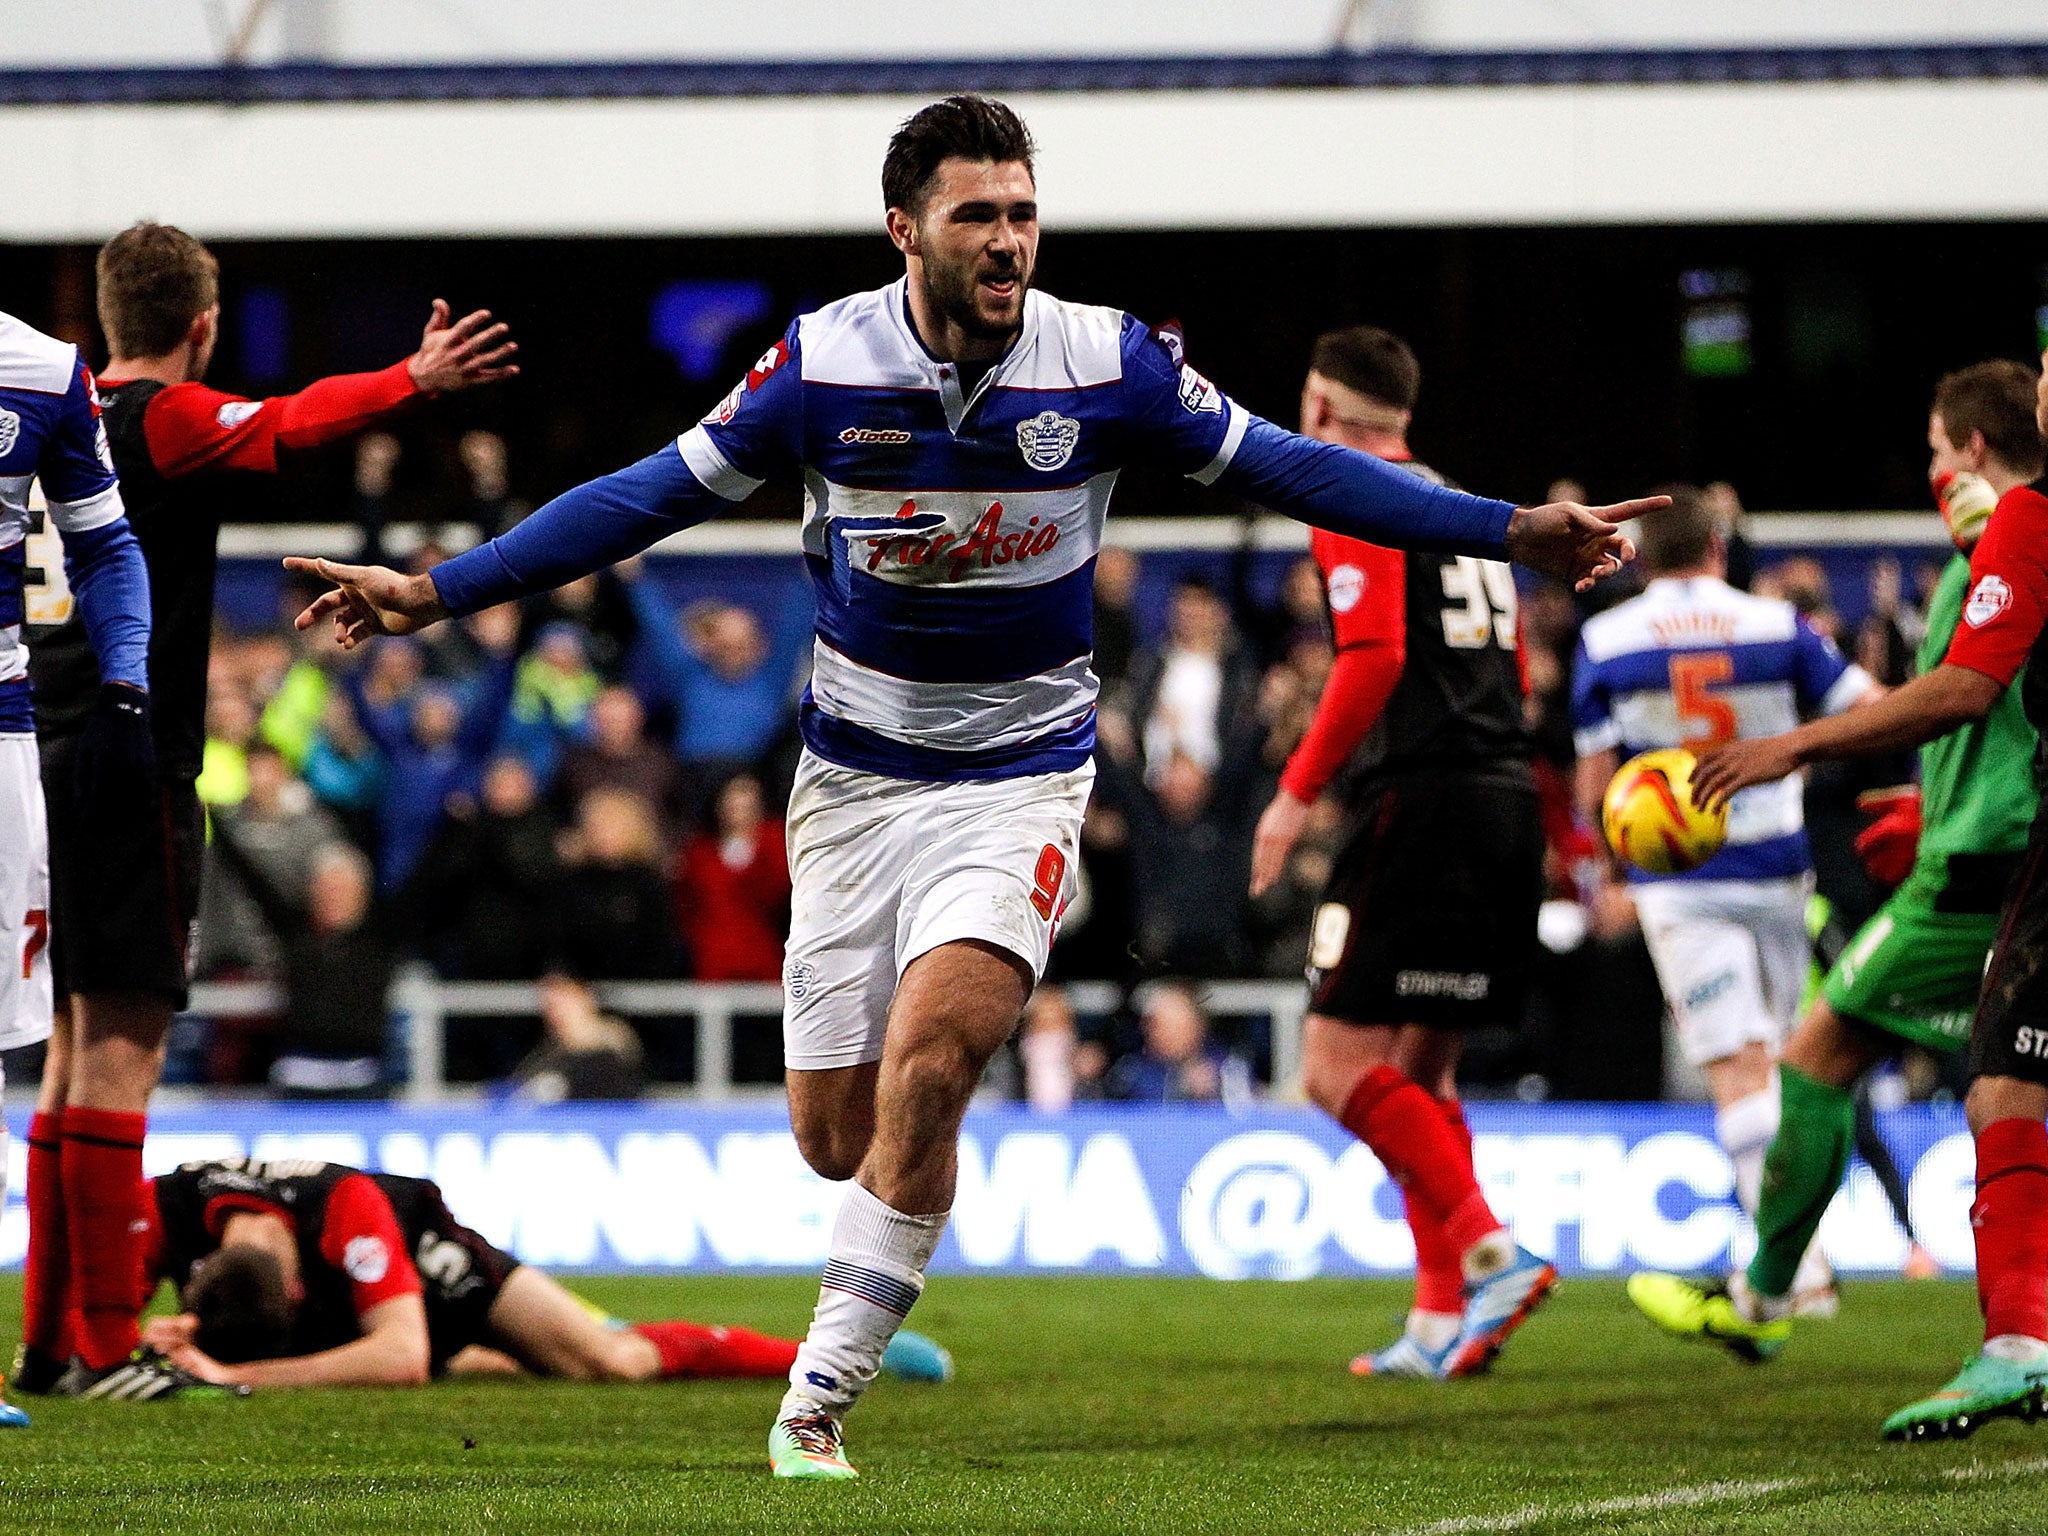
[1,1275,2045,1534]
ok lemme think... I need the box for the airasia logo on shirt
[343,1234,391,1284]
[1966,573,2014,628]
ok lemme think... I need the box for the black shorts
[1308,770,1542,1030]
[1968,820,2048,1087]
[412,1196,524,1371]
[40,735,204,1008]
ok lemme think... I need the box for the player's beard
[919,246,1030,345]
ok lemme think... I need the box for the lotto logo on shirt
[1965,574,2014,628]
[746,340,789,392]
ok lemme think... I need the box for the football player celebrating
[1249,326,1552,1379]
[1631,362,2043,1363]
[1573,489,1879,1308]
[0,309,156,1428]
[16,222,517,1403]
[286,95,1663,1479]
[137,1157,951,1393]
[1693,353,2048,1442]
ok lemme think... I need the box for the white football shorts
[1632,874,1812,1067]
[0,735,53,1049]
[780,749,1093,1071]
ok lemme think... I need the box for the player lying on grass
[1631,361,2044,1366]
[1690,351,2048,1442]
[136,1157,952,1391]
[285,94,1663,1480]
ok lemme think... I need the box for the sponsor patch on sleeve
[343,1234,390,1284]
[1177,364,1222,415]
[1965,573,2013,628]
[215,400,263,429]
[1326,564,1366,614]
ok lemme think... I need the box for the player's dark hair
[1636,482,1719,574]
[186,1246,294,1365]
[1933,360,2044,477]
[1309,326,1421,412]
[95,221,219,360]
[883,95,1036,213]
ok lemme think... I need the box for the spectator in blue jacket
[621,565,810,797]
[350,608,519,891]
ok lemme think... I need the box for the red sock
[632,1320,799,1379]
[61,1108,149,1371]
[1341,1066,1503,1259]
[22,1110,75,1362]
[1406,1097,1477,1314]
[1972,1118,2048,1345]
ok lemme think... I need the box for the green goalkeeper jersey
[1901,550,2040,907]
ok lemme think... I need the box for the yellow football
[1601,747,1729,875]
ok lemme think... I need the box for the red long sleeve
[1279,531,1409,802]
[1280,640,1405,801]
[132,360,420,478]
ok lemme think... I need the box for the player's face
[899,158,1038,344]
[1927,411,1979,486]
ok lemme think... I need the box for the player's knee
[1300,1052,1366,1119]
[1966,1074,2048,1135]
[892,1033,983,1111]
[791,1115,868,1182]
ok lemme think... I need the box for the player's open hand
[1690,733,1801,812]
[408,298,520,394]
[1504,496,1670,592]
[1250,789,1309,898]
[285,557,451,648]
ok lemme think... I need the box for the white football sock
[1408,1310,1461,1351]
[1716,1085,1780,1217]
[784,1182,948,1419]
[1791,1236,1835,1297]
[1461,1230,1516,1284]
[1984,1334,2048,1366]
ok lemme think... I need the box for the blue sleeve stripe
[60,515,151,691]
[1218,414,1514,557]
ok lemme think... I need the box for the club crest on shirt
[0,408,19,457]
[1966,573,2013,628]
[1016,410,1080,473]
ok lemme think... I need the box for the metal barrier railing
[181,975,1311,1103]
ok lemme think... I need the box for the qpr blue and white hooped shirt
[432,280,1524,783]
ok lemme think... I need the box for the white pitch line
[1387,1454,2048,1535]
[1385,1478,1808,1536]
[1942,1455,2048,1482]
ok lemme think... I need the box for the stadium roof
[8,43,2048,105]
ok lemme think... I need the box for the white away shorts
[0,735,52,1049]
[780,750,1093,1071]
[1633,874,1811,1067]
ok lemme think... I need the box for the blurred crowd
[173,439,1951,1104]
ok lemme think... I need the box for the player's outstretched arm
[405,298,519,394]
[1212,415,1662,591]
[1691,664,2001,811]
[1503,497,1666,593]
[288,442,728,646]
